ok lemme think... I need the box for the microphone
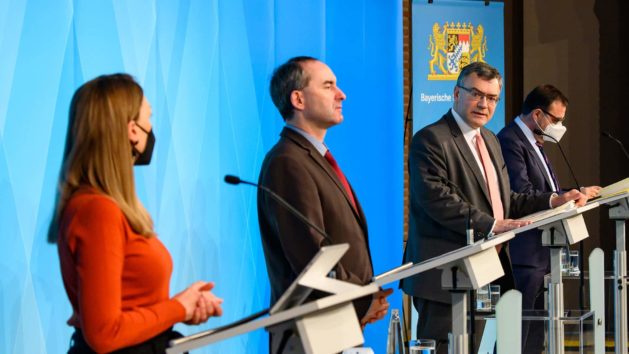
[224,175,330,241]
[602,131,629,161]
[533,129,581,189]
[224,175,252,186]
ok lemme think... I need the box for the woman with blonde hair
[49,73,222,353]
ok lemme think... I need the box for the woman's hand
[199,282,224,317]
[174,281,224,325]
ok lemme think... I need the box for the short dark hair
[269,56,318,121]
[521,84,569,115]
[456,61,503,89]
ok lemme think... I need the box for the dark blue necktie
[536,142,561,192]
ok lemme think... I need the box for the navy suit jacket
[498,120,557,269]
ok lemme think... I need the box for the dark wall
[505,0,628,308]
[522,0,602,270]
[595,0,629,259]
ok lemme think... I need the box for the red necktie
[324,150,357,211]
[474,132,504,220]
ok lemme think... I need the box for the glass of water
[476,284,491,312]
[569,250,580,276]
[490,284,501,310]
[560,247,569,274]
[408,339,436,354]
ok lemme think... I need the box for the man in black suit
[401,62,586,353]
[258,56,392,352]
[498,85,599,353]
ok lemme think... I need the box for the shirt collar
[514,116,539,146]
[451,108,481,143]
[285,124,327,156]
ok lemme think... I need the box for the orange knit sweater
[57,187,185,353]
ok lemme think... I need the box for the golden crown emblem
[427,22,487,81]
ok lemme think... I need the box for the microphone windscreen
[224,175,241,185]
[533,128,544,135]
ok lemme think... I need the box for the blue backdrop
[0,1,402,352]
[412,0,505,133]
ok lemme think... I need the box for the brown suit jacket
[401,111,553,304]
[257,127,373,317]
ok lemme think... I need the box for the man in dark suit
[498,85,600,353]
[401,62,586,354]
[258,56,392,351]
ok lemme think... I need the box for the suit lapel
[281,128,366,230]
[445,113,492,205]
[309,149,365,222]
[512,123,555,191]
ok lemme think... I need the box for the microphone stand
[224,174,335,353]
[533,129,586,311]
[533,129,581,189]
[467,206,476,354]
[602,131,629,162]
[224,175,330,242]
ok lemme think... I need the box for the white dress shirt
[514,116,559,192]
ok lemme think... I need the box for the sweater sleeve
[68,197,186,353]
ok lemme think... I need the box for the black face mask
[132,124,156,166]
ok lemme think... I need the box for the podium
[169,232,516,354]
[377,231,516,354]
[508,199,610,354]
[587,191,629,354]
[166,244,379,354]
[517,203,591,354]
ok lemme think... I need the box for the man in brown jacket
[257,57,391,351]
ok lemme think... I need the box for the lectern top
[270,243,349,315]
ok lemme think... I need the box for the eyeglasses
[539,109,566,124]
[457,85,500,105]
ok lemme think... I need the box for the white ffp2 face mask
[535,115,567,143]
[542,119,566,143]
